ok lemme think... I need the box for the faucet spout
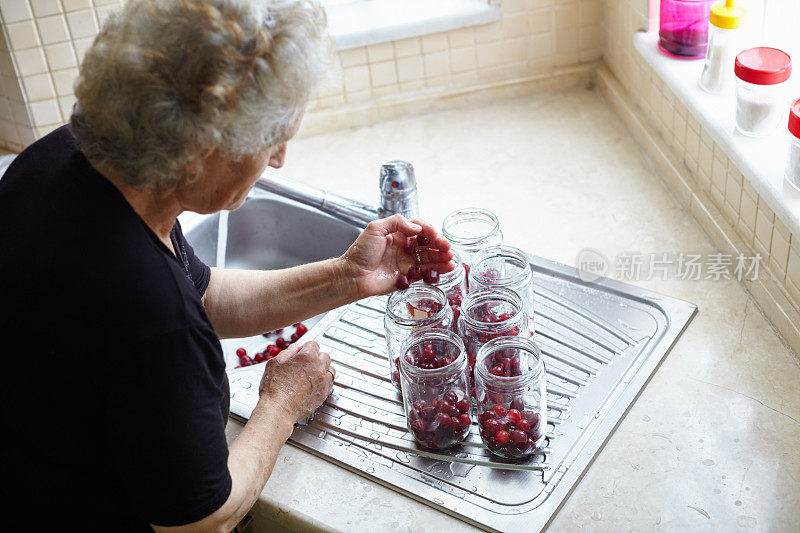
[253,170,380,229]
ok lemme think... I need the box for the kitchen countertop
[225,87,800,532]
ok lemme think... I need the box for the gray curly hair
[71,0,330,189]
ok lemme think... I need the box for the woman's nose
[269,144,287,169]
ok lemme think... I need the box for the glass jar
[400,329,472,449]
[785,97,800,191]
[430,249,468,326]
[475,336,547,459]
[658,0,715,59]
[734,47,793,138]
[384,285,452,390]
[468,245,535,334]
[457,287,530,398]
[699,0,745,94]
[441,208,503,271]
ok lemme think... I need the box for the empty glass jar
[384,285,452,390]
[468,245,535,334]
[400,329,472,449]
[457,287,530,398]
[475,336,547,459]
[441,208,503,270]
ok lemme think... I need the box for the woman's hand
[257,341,334,423]
[340,214,455,299]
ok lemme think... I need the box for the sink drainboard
[227,255,696,532]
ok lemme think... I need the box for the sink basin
[182,189,361,368]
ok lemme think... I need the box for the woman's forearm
[202,259,358,338]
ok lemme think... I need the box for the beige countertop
[225,87,800,532]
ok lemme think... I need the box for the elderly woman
[0,0,453,531]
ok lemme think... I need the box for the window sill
[633,31,800,239]
[326,0,501,50]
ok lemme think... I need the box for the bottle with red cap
[734,47,793,137]
[786,97,800,190]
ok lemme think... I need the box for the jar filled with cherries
[399,329,472,449]
[430,249,467,325]
[457,287,529,398]
[384,285,452,390]
[469,245,535,334]
[474,336,547,458]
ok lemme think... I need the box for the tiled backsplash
[0,0,603,152]
[602,0,800,350]
[0,0,122,151]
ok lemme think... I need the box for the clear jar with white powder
[734,47,793,137]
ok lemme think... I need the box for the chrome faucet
[252,160,419,229]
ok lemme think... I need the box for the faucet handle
[379,160,418,220]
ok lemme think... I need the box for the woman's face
[177,116,301,214]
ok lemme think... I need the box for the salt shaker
[699,0,745,94]
[734,47,793,137]
[786,97,800,191]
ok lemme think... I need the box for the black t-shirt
[0,126,232,531]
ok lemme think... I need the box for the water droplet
[631,463,641,470]
[395,452,410,463]
[736,516,757,528]
[642,415,651,422]
[433,498,444,505]
[368,407,377,414]
[702,459,715,466]
[735,500,742,506]
[591,511,602,521]
[366,467,374,474]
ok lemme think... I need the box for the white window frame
[322,0,500,50]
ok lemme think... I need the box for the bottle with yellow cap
[700,0,746,93]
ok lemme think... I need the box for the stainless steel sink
[182,188,361,368]
[183,189,697,532]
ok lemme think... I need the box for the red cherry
[517,419,532,433]
[510,398,524,411]
[483,418,501,436]
[236,348,247,358]
[434,412,453,429]
[510,429,528,447]
[422,269,439,284]
[443,391,459,404]
[276,337,289,349]
[267,345,281,357]
[240,356,253,366]
[410,418,427,437]
[295,323,308,336]
[254,352,267,363]
[416,234,430,247]
[290,333,299,343]
[459,414,471,428]
[456,398,470,414]
[489,365,504,376]
[395,274,411,290]
[275,328,284,334]
[494,430,510,445]
[413,400,427,411]
[491,405,507,417]
[507,409,522,423]
[403,237,417,255]
[421,406,436,421]
[408,265,423,281]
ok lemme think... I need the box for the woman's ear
[181,148,215,184]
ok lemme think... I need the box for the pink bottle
[659,0,715,59]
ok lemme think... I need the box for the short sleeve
[105,325,231,527]
[172,219,211,296]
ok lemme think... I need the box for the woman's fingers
[409,218,451,252]
[417,249,455,265]
[367,214,422,238]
